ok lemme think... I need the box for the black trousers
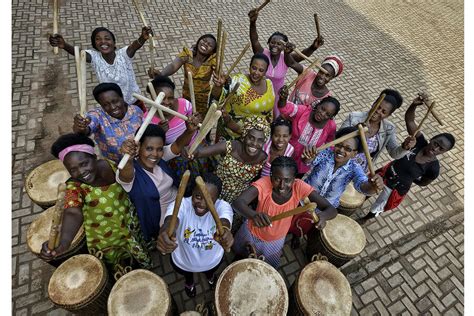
[170,256,221,286]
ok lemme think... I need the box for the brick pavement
[12,0,463,314]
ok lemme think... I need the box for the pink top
[289,68,332,107]
[144,98,193,145]
[260,140,295,177]
[263,48,289,116]
[280,101,336,174]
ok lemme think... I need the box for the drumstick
[48,183,67,250]
[270,202,317,222]
[188,110,222,155]
[167,170,191,238]
[424,100,443,125]
[216,19,223,75]
[132,0,156,48]
[187,71,197,113]
[364,93,386,124]
[147,82,165,120]
[357,124,376,177]
[303,197,319,224]
[314,13,321,39]
[118,92,165,169]
[202,101,218,129]
[412,101,436,137]
[226,42,251,76]
[80,50,87,116]
[255,0,271,13]
[52,0,59,55]
[195,176,230,252]
[74,46,85,117]
[217,31,227,76]
[217,82,240,110]
[316,126,368,152]
[287,58,324,89]
[277,40,329,75]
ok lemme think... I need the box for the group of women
[41,7,456,299]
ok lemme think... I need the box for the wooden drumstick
[74,46,83,116]
[226,42,250,76]
[147,82,165,120]
[412,101,436,137]
[167,170,191,238]
[80,50,87,116]
[132,0,156,48]
[187,71,197,113]
[216,19,223,75]
[316,126,368,152]
[195,176,230,252]
[270,202,317,222]
[118,92,165,169]
[287,58,325,89]
[277,40,329,75]
[52,0,59,54]
[303,197,319,224]
[424,100,443,126]
[48,183,67,250]
[188,110,222,155]
[314,13,321,39]
[357,124,376,177]
[364,93,386,124]
[202,101,218,129]
[217,31,227,76]
[255,0,271,13]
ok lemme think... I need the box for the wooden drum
[25,160,70,208]
[289,259,352,315]
[306,214,366,267]
[215,258,288,315]
[108,269,176,316]
[26,206,87,267]
[48,254,111,314]
[337,182,366,216]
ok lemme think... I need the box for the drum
[215,258,288,315]
[108,269,176,315]
[24,160,70,208]
[289,259,352,315]
[26,206,87,267]
[48,254,112,314]
[337,182,366,216]
[306,214,366,267]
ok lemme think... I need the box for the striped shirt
[260,140,295,177]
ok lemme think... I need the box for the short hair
[380,89,403,113]
[146,75,176,94]
[270,156,298,176]
[335,126,363,153]
[271,117,292,135]
[91,27,116,50]
[432,133,456,150]
[190,173,223,197]
[51,133,95,158]
[250,53,270,70]
[92,83,123,103]
[194,34,217,56]
[317,96,341,117]
[138,124,166,144]
[267,31,288,44]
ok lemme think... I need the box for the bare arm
[308,190,336,229]
[283,43,303,74]
[290,36,324,62]
[157,215,179,253]
[49,34,92,62]
[191,140,227,159]
[405,94,425,137]
[127,26,153,58]
[117,139,137,183]
[248,9,264,54]
[232,186,272,227]
[170,113,201,155]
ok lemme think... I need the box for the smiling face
[94,30,115,54]
[63,152,98,184]
[191,183,218,216]
[314,64,336,88]
[271,125,291,152]
[137,136,165,172]
[197,36,216,56]
[243,129,266,156]
[268,35,285,56]
[249,58,268,84]
[97,90,127,120]
[270,167,295,199]
[369,100,394,123]
[333,138,358,165]
[312,101,337,124]
[423,135,452,158]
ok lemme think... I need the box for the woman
[149,34,217,116]
[157,173,234,297]
[248,8,323,114]
[360,94,456,222]
[212,53,274,140]
[232,156,336,268]
[340,89,414,172]
[116,120,199,242]
[261,117,294,177]
[49,26,152,110]
[278,85,340,175]
[289,55,344,107]
[40,133,152,271]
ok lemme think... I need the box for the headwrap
[321,55,344,77]
[240,116,271,141]
[58,144,96,161]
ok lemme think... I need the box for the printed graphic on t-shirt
[183,226,217,251]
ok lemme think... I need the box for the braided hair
[270,156,298,176]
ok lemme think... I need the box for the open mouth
[82,172,92,181]
[247,147,258,154]
[335,152,345,159]
[195,207,206,215]
[148,158,158,163]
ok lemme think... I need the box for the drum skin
[337,182,366,216]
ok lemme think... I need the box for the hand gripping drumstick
[147,82,165,120]
[314,13,321,39]
[167,170,191,238]
[357,124,376,177]
[52,0,59,55]
[226,42,251,76]
[255,0,271,13]
[187,71,197,113]
[48,183,67,250]
[118,92,165,169]
[217,82,241,110]
[288,57,326,89]
[80,50,87,116]
[270,202,317,222]
[412,101,436,137]
[364,93,386,124]
[303,197,319,225]
[132,0,156,48]
[188,110,222,155]
[315,126,368,152]
[74,46,84,116]
[202,101,218,129]
[277,40,329,75]
[195,176,230,252]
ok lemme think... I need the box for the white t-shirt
[116,145,179,226]
[166,197,233,272]
[85,46,141,105]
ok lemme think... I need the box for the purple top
[263,48,289,116]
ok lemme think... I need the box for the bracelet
[137,37,145,46]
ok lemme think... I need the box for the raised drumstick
[48,183,67,250]
[315,126,369,152]
[424,100,443,125]
[357,124,376,177]
[188,110,222,155]
[277,40,329,75]
[217,31,227,76]
[216,19,223,75]
[270,202,317,222]
[52,0,59,55]
[132,0,156,48]
[314,13,321,38]
[226,42,251,76]
[412,101,436,137]
[255,0,271,13]
[187,71,197,113]
[288,57,325,89]
[364,93,386,124]
[74,46,83,116]
[80,50,87,116]
[167,170,191,238]
[202,101,218,129]
[147,82,165,120]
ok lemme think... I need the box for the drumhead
[322,214,366,257]
[25,160,70,206]
[296,260,352,315]
[26,206,85,255]
[215,258,288,315]
[338,182,366,209]
[48,254,106,307]
[108,269,171,316]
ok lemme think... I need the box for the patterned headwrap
[321,55,344,77]
[240,115,271,141]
